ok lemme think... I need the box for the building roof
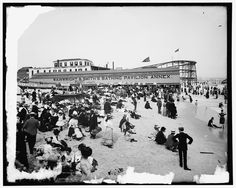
[53,58,92,62]
[135,60,197,69]
[30,67,179,80]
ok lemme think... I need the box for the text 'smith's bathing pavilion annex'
[18,58,197,88]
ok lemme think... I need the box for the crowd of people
[15,82,227,182]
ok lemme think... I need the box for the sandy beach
[32,93,227,183]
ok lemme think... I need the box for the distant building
[28,58,109,79]
[29,67,180,87]
[135,60,197,86]
[18,58,186,89]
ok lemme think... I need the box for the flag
[142,57,150,62]
[174,48,179,53]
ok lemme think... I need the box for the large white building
[28,58,112,79]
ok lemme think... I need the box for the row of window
[54,61,90,67]
[35,68,88,74]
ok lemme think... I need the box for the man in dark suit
[18,103,28,124]
[89,109,98,139]
[173,127,193,170]
[23,112,40,155]
[104,99,112,115]
[31,101,39,119]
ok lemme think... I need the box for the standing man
[132,96,137,112]
[156,97,162,114]
[32,89,37,102]
[173,127,193,171]
[104,98,112,115]
[23,112,40,155]
[194,100,198,113]
[89,109,99,139]
[31,101,39,120]
[18,103,29,124]
[38,89,42,103]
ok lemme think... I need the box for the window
[54,63,58,67]
[37,70,39,73]
[70,69,72,72]
[58,69,61,72]
[75,69,77,71]
[60,63,62,67]
[85,68,87,71]
[32,70,34,75]
[64,62,67,67]
[44,70,46,73]
[49,70,51,73]
[78,69,82,71]
[75,61,78,66]
[79,61,82,66]
[63,69,67,72]
[53,70,57,72]
[70,62,73,66]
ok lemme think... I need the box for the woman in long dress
[56,110,66,131]
[162,100,167,116]
[102,115,113,148]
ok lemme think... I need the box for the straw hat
[30,111,36,115]
[72,111,78,116]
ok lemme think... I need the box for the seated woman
[151,95,157,102]
[165,131,178,152]
[74,144,98,172]
[36,137,60,169]
[208,117,222,128]
[75,146,95,180]
[51,129,68,151]
[155,127,167,145]
[60,147,75,173]
[123,121,136,136]
[144,101,152,109]
[148,125,160,140]
[72,125,84,141]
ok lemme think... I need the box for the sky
[17,6,227,78]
